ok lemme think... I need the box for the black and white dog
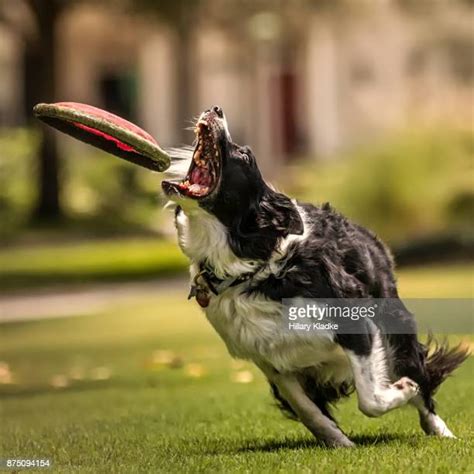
[162,106,468,447]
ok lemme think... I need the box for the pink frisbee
[33,102,170,172]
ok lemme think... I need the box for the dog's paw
[420,413,457,438]
[391,376,419,400]
[324,435,355,448]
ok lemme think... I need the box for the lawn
[0,238,187,291]
[0,264,473,473]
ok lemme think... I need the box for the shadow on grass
[234,433,413,454]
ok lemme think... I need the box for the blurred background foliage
[286,128,473,244]
[0,0,472,289]
[1,126,472,245]
[0,3,472,466]
[0,129,166,239]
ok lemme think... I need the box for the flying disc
[33,102,170,172]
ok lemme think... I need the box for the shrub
[285,129,473,244]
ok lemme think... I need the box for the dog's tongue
[190,167,211,186]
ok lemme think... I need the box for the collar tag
[188,261,263,306]
[188,270,213,307]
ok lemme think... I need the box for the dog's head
[162,106,304,259]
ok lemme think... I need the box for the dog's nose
[212,105,223,118]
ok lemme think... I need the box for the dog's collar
[188,261,262,307]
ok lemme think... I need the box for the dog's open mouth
[162,119,221,199]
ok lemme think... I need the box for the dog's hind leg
[259,363,354,448]
[410,395,455,438]
[386,332,469,437]
[340,331,419,417]
[388,333,468,438]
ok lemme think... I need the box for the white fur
[421,413,456,438]
[166,185,461,444]
[164,150,458,441]
[205,284,350,378]
[411,395,455,437]
[276,202,312,255]
[163,147,193,179]
[175,207,258,279]
[346,330,419,417]
[173,203,353,386]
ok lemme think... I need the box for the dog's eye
[239,146,255,165]
[241,152,253,164]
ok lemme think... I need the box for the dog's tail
[424,334,470,394]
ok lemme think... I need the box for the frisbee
[33,102,171,172]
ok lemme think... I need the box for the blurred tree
[25,0,68,222]
[0,0,71,222]
[129,0,199,143]
[1,0,201,223]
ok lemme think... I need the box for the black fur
[169,106,470,432]
[271,370,354,422]
[201,142,304,261]
[424,334,471,394]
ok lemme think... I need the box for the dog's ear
[228,191,304,260]
[258,192,304,236]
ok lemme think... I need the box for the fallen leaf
[0,362,12,384]
[50,375,69,389]
[150,350,183,369]
[90,366,112,381]
[69,366,85,381]
[231,370,254,384]
[185,363,206,378]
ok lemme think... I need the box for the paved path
[0,277,188,323]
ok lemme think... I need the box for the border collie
[161,106,469,447]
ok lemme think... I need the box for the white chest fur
[175,205,257,279]
[174,206,352,383]
[204,286,350,382]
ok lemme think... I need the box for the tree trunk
[28,0,63,222]
[175,7,195,143]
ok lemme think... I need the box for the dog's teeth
[194,150,201,165]
[188,183,202,194]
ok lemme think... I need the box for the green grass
[1,236,473,294]
[0,238,187,290]
[1,265,473,473]
[397,263,474,298]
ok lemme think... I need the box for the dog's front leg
[257,362,354,448]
